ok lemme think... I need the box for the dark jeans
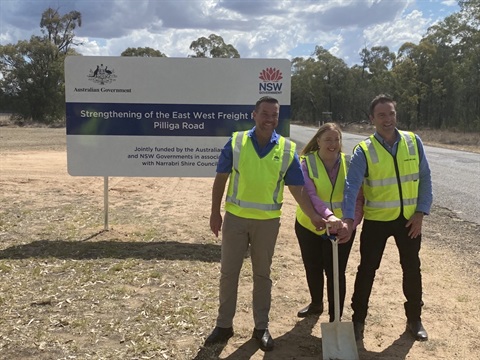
[295,220,355,321]
[351,217,423,323]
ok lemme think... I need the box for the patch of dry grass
[0,196,221,359]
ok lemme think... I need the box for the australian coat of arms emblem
[88,64,117,85]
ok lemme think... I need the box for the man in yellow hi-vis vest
[343,94,433,342]
[204,96,334,352]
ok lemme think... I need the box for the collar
[374,128,400,147]
[248,126,280,144]
[316,151,341,165]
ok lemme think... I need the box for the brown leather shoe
[204,326,234,345]
[297,303,323,318]
[407,320,428,341]
[252,328,274,351]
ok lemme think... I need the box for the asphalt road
[290,124,480,226]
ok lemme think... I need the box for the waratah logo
[259,68,283,82]
[259,67,283,94]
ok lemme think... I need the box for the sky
[0,0,459,66]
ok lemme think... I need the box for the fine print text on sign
[130,144,221,168]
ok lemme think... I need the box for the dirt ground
[0,127,479,360]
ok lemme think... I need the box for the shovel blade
[321,322,359,360]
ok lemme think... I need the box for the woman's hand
[325,215,343,232]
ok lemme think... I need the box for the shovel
[321,228,359,360]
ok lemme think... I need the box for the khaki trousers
[216,212,280,330]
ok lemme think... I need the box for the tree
[121,47,166,57]
[291,47,350,124]
[394,41,436,129]
[424,0,480,130]
[40,8,82,54]
[189,34,240,58]
[0,8,81,123]
[291,56,322,123]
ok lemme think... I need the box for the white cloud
[363,9,429,51]
[0,0,459,66]
[441,0,458,6]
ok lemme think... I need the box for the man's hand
[210,173,229,238]
[336,222,351,244]
[210,212,223,238]
[210,213,223,237]
[406,212,424,238]
[340,218,354,243]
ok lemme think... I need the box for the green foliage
[40,8,82,54]
[0,7,82,124]
[121,47,167,57]
[189,34,240,58]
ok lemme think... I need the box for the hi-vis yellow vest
[225,131,296,220]
[295,152,349,234]
[359,131,420,221]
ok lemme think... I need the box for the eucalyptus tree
[311,46,350,122]
[121,47,167,57]
[424,0,480,130]
[359,45,396,95]
[291,56,322,123]
[394,41,436,129]
[189,34,240,58]
[452,0,480,130]
[40,7,82,54]
[292,47,355,124]
[344,64,371,123]
[0,7,82,123]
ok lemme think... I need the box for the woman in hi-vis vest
[295,123,364,321]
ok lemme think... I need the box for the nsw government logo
[258,67,283,94]
[87,64,117,85]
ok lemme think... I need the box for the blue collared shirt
[216,127,305,186]
[342,129,433,219]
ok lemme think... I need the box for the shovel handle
[326,225,341,323]
[325,224,337,241]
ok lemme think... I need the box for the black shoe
[204,326,234,345]
[252,328,274,351]
[353,321,364,341]
[297,303,323,318]
[406,320,428,341]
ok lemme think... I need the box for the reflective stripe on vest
[360,131,420,221]
[225,131,295,219]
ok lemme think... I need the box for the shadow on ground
[191,317,416,360]
[0,236,221,262]
[357,331,415,360]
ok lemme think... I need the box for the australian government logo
[88,64,117,85]
[74,64,131,93]
[258,67,283,94]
